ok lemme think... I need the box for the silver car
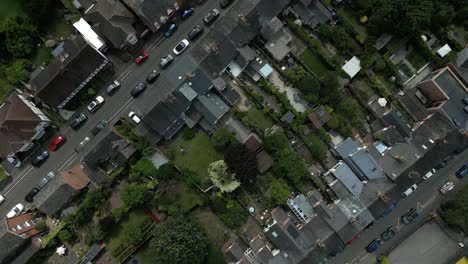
[87,96,105,112]
[75,137,91,152]
[37,171,56,189]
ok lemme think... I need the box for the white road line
[109,97,134,122]
[58,153,79,171]
[4,166,34,196]
[148,38,164,51]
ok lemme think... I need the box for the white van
[402,184,418,198]
[423,169,436,180]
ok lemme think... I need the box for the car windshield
[176,43,185,51]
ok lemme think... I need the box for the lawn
[299,48,330,78]
[192,208,229,264]
[246,107,274,130]
[337,6,367,39]
[353,77,377,101]
[406,49,427,70]
[0,0,24,21]
[32,46,52,67]
[0,79,12,103]
[161,131,223,186]
[173,181,204,213]
[106,209,151,255]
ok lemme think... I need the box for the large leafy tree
[0,16,38,57]
[273,149,308,184]
[208,160,240,193]
[5,59,32,84]
[120,183,149,209]
[224,143,258,184]
[20,0,57,31]
[269,178,292,206]
[149,214,208,264]
[212,127,236,148]
[263,131,289,154]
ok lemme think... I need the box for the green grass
[299,49,330,78]
[47,20,74,39]
[0,166,8,181]
[193,208,228,264]
[106,209,151,254]
[32,46,52,67]
[246,107,274,130]
[174,181,203,213]
[337,6,367,39]
[353,77,377,101]
[406,49,427,70]
[162,132,223,185]
[0,79,12,103]
[0,0,24,21]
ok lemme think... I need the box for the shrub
[269,178,292,206]
[35,221,49,233]
[111,207,127,222]
[121,183,150,209]
[182,127,198,140]
[217,199,247,229]
[155,163,178,181]
[58,229,76,244]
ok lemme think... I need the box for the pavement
[330,149,468,264]
[0,0,227,218]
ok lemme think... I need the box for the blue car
[366,239,382,253]
[181,7,195,20]
[456,163,468,178]
[164,23,177,38]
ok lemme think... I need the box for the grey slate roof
[33,176,77,216]
[328,162,363,198]
[290,0,332,28]
[281,111,296,124]
[0,220,26,264]
[220,84,241,106]
[193,91,229,125]
[335,138,360,158]
[143,101,185,140]
[381,108,412,138]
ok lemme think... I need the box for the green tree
[208,160,240,193]
[20,0,56,31]
[122,222,144,245]
[149,214,208,264]
[35,221,48,233]
[155,163,178,181]
[216,199,247,229]
[130,158,157,181]
[304,134,327,162]
[212,127,236,148]
[58,229,76,244]
[5,59,31,84]
[263,130,289,153]
[269,178,291,206]
[318,25,359,53]
[284,65,320,96]
[0,16,38,57]
[121,183,149,209]
[273,149,308,184]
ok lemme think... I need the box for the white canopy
[56,246,66,256]
[437,44,452,58]
[378,98,388,107]
[342,56,361,79]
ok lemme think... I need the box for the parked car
[181,7,195,19]
[48,135,66,152]
[401,208,419,224]
[131,82,147,97]
[0,194,5,204]
[188,25,204,40]
[128,111,141,124]
[87,96,105,112]
[31,150,49,167]
[146,69,160,83]
[203,9,220,25]
[440,181,455,194]
[402,184,417,198]
[366,239,382,253]
[91,120,108,136]
[25,188,40,202]
[37,171,55,189]
[219,0,233,8]
[75,137,91,152]
[380,226,395,241]
[456,163,468,178]
[422,168,436,180]
[70,113,87,130]
[105,80,121,95]
[134,50,149,64]
[7,203,24,218]
[173,39,190,55]
[435,155,454,169]
[164,23,178,38]
[160,54,174,69]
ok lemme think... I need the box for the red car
[48,135,66,151]
[134,50,149,64]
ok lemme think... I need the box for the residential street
[330,149,468,264]
[0,0,224,218]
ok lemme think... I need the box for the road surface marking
[109,97,134,122]
[58,153,78,171]
[148,37,164,51]
[4,166,34,196]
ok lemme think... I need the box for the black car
[91,120,108,136]
[31,150,49,167]
[380,226,395,241]
[401,208,419,225]
[146,69,160,83]
[435,155,454,169]
[220,0,233,8]
[203,9,220,25]
[188,25,204,40]
[181,7,195,20]
[25,188,40,202]
[164,23,177,38]
[70,113,87,130]
[131,82,147,97]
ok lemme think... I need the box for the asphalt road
[330,149,468,264]
[0,0,226,218]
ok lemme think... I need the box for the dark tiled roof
[0,220,26,264]
[220,84,241,106]
[33,175,78,216]
[143,102,185,140]
[290,0,332,28]
[193,91,229,125]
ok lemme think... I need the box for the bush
[212,128,236,149]
[273,149,309,184]
[217,199,247,229]
[121,183,150,209]
[111,207,127,222]
[182,127,198,140]
[155,163,178,181]
[58,229,76,244]
[269,178,292,206]
[84,227,104,246]
[35,221,49,233]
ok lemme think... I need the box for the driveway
[269,71,307,113]
[0,0,229,218]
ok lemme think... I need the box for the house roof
[0,219,26,264]
[345,148,385,180]
[335,138,360,158]
[193,91,229,125]
[243,133,262,153]
[60,163,90,190]
[143,101,186,140]
[0,93,46,158]
[342,57,361,79]
[29,37,108,108]
[281,111,295,124]
[308,106,331,129]
[290,0,332,28]
[6,213,40,239]
[85,0,137,48]
[436,44,452,58]
[121,0,179,30]
[327,162,363,198]
[256,150,274,173]
[220,84,241,106]
[381,108,412,138]
[451,47,468,86]
[398,88,429,121]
